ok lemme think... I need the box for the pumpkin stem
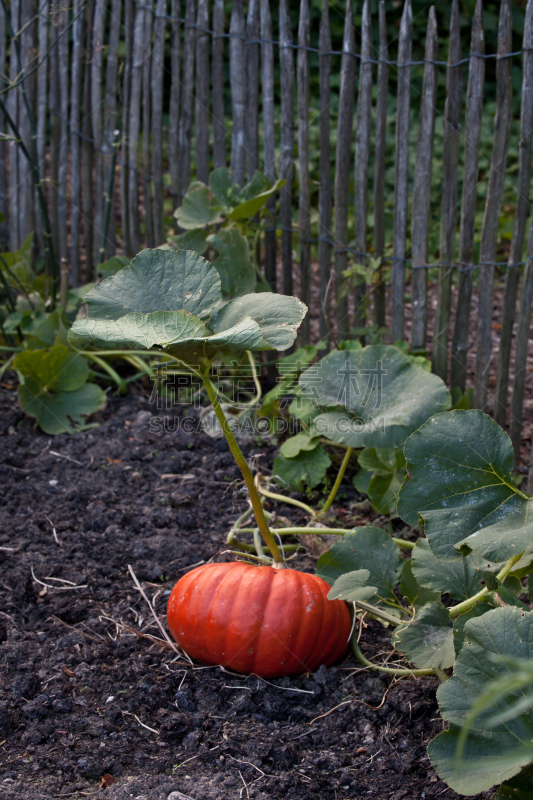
[201,370,286,566]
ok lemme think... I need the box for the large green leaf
[68,310,210,351]
[209,293,307,351]
[393,602,455,669]
[304,345,450,449]
[208,229,255,297]
[174,182,222,229]
[273,445,331,492]
[68,252,307,357]
[82,249,222,321]
[398,410,533,564]
[316,527,402,609]
[14,346,106,435]
[411,538,500,602]
[428,607,533,795]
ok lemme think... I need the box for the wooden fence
[2,0,533,464]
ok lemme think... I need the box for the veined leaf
[69,309,210,351]
[411,538,501,602]
[209,293,307,351]
[428,607,533,795]
[398,410,533,564]
[392,602,455,669]
[82,249,223,321]
[316,527,402,610]
[68,251,307,358]
[305,345,450,449]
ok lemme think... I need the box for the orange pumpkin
[167,561,351,678]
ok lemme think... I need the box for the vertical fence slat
[0,0,7,248]
[17,0,36,248]
[81,2,94,275]
[473,0,513,411]
[212,0,225,170]
[230,0,245,187]
[298,0,310,342]
[432,0,462,374]
[34,0,49,258]
[318,0,332,340]
[177,0,196,203]
[260,0,276,290]
[49,15,60,260]
[101,0,122,259]
[450,0,485,391]
[333,0,356,339]
[128,0,146,253]
[70,6,83,283]
[495,0,533,427]
[510,221,533,462]
[151,0,167,246]
[245,0,259,181]
[279,0,295,296]
[7,0,20,251]
[142,0,154,248]
[168,0,181,206]
[56,4,68,263]
[195,0,209,183]
[372,0,389,330]
[410,7,438,350]
[353,0,372,332]
[91,0,108,273]
[391,0,412,343]
[120,0,133,255]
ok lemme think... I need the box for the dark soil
[0,385,493,800]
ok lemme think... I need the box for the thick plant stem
[202,372,285,565]
[449,553,522,619]
[321,447,353,514]
[351,634,435,678]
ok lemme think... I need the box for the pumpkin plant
[225,343,450,555]
[68,248,351,676]
[314,409,533,798]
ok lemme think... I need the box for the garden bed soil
[0,386,493,800]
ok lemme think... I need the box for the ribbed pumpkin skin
[167,562,351,678]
